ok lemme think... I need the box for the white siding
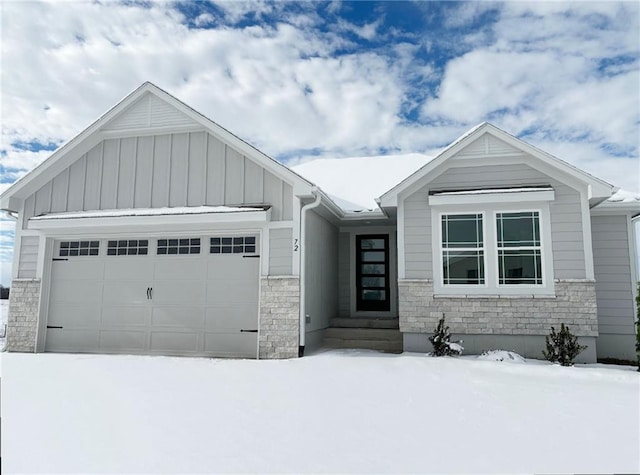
[305,211,338,331]
[23,132,294,225]
[591,215,635,335]
[103,93,197,131]
[17,236,39,278]
[269,228,293,275]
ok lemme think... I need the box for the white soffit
[428,187,555,206]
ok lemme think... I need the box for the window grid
[441,214,485,285]
[107,240,149,256]
[59,241,100,257]
[210,236,256,254]
[497,212,542,285]
[157,238,201,255]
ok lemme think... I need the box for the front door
[356,234,390,311]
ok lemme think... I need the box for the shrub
[429,315,463,356]
[542,323,587,366]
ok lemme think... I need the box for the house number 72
[293,239,299,252]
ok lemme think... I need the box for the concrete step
[329,317,399,330]
[324,327,402,341]
[324,337,403,353]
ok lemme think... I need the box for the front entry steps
[324,317,403,353]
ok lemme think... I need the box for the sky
[0,0,639,285]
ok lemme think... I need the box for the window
[356,235,390,311]
[497,212,542,285]
[441,214,484,285]
[107,240,148,256]
[210,236,256,254]
[157,238,200,255]
[59,241,99,257]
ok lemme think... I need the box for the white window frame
[439,211,488,290]
[432,201,555,296]
[495,211,543,287]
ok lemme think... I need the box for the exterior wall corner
[259,276,300,359]
[6,279,42,353]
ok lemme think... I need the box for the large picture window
[497,212,542,285]
[441,214,485,285]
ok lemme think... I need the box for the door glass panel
[360,239,385,250]
[362,264,385,275]
[362,251,385,262]
[361,276,385,287]
[362,290,386,301]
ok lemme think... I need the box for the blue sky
[0,0,639,285]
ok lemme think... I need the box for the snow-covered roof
[431,186,553,196]
[607,189,640,204]
[291,153,432,211]
[30,206,267,220]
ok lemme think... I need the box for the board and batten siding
[402,162,586,280]
[304,210,338,331]
[591,215,636,335]
[17,236,39,278]
[269,228,294,276]
[22,132,294,227]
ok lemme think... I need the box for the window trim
[495,211,543,286]
[432,202,555,296]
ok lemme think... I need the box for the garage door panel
[100,330,146,351]
[52,260,104,280]
[50,281,103,304]
[207,257,258,279]
[103,283,149,305]
[204,332,256,357]
[104,260,154,281]
[45,329,99,352]
[151,306,205,328]
[48,304,101,326]
[102,306,148,326]
[154,260,206,280]
[205,306,257,330]
[150,331,199,352]
[151,281,205,306]
[206,280,258,305]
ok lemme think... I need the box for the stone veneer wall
[6,279,41,352]
[259,276,300,359]
[399,279,598,337]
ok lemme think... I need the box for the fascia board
[28,209,269,231]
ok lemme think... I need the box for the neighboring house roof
[593,189,640,217]
[378,122,615,208]
[0,82,316,212]
[291,153,432,211]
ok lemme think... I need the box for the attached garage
[45,234,260,358]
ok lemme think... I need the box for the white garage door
[45,235,260,358]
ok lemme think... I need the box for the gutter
[298,187,322,356]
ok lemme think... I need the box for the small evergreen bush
[429,315,463,356]
[542,323,587,366]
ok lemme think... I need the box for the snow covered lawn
[2,351,638,473]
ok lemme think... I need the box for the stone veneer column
[259,276,300,359]
[399,279,598,336]
[6,279,41,352]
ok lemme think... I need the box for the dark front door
[356,234,390,312]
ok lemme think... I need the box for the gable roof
[0,82,315,212]
[378,122,615,208]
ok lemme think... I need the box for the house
[1,82,638,362]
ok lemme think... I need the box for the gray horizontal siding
[269,228,293,275]
[591,215,635,335]
[23,132,293,226]
[404,186,431,279]
[402,162,586,280]
[18,236,39,278]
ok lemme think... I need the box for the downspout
[299,187,321,357]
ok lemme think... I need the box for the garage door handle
[240,329,258,333]
[146,287,153,300]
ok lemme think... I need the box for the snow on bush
[477,350,526,364]
[428,315,463,356]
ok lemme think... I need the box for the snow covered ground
[2,350,638,473]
